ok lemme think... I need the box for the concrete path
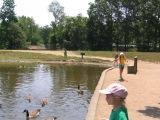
[86,60,160,120]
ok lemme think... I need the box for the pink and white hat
[99,83,128,98]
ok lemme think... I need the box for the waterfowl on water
[41,97,48,107]
[77,84,84,95]
[23,109,41,119]
[87,99,90,104]
[45,116,57,120]
[26,94,32,103]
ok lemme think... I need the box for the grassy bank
[78,51,160,63]
[0,51,65,62]
[0,50,159,63]
[0,50,110,66]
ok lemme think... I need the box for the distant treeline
[0,0,160,52]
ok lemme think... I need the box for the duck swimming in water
[41,97,48,107]
[23,109,41,119]
[77,84,84,95]
[26,94,32,103]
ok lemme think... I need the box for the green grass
[125,52,160,63]
[78,51,160,63]
[0,50,159,63]
[0,51,65,61]
[0,50,90,63]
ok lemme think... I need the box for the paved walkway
[86,60,160,120]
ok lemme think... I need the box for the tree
[87,0,160,52]
[0,0,17,24]
[17,16,42,45]
[87,0,114,50]
[48,0,66,49]
[63,15,88,50]
[48,0,65,24]
[0,0,26,49]
[40,25,52,49]
[6,23,26,49]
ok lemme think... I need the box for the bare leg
[120,68,124,79]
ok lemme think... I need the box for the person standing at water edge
[119,52,126,80]
[99,83,129,120]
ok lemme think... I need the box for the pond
[0,62,107,120]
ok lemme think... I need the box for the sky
[0,0,95,26]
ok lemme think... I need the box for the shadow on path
[137,106,160,118]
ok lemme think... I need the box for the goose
[23,109,41,119]
[41,97,48,107]
[45,116,57,120]
[77,84,84,95]
[26,94,32,103]
[87,99,90,104]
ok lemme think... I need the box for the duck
[87,99,90,104]
[26,94,32,103]
[77,84,84,95]
[23,109,41,119]
[41,97,48,107]
[45,116,57,120]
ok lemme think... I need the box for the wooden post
[81,52,85,59]
[127,56,138,74]
[134,56,138,73]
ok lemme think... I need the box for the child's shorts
[119,64,125,69]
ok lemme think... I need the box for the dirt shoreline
[0,59,112,68]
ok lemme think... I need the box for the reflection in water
[0,63,107,120]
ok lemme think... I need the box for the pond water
[0,63,107,120]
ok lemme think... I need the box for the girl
[99,83,129,120]
[113,53,119,67]
[119,52,126,80]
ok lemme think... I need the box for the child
[113,53,119,67]
[99,83,129,120]
[119,52,126,80]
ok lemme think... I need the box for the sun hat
[120,52,124,55]
[99,83,128,98]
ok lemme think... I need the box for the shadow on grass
[137,106,160,118]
